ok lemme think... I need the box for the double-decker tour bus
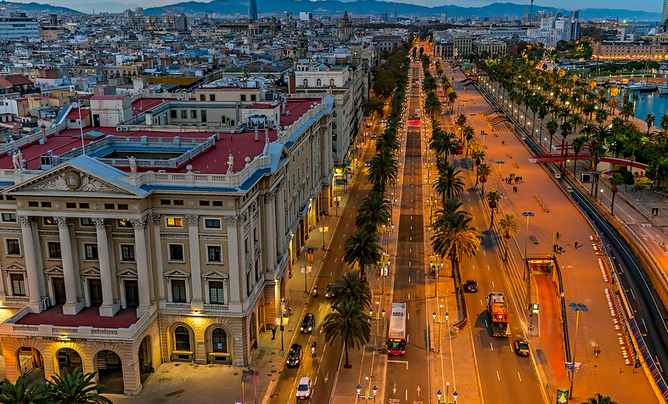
[387,302,407,356]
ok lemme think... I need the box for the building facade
[591,40,668,61]
[0,94,334,395]
[0,13,39,41]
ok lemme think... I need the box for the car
[325,283,336,299]
[300,313,315,333]
[514,338,530,357]
[463,280,478,293]
[286,344,302,368]
[296,376,312,400]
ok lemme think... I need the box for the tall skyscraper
[663,0,668,30]
[249,0,258,21]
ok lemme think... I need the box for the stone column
[265,192,277,273]
[56,217,82,315]
[226,217,241,304]
[18,216,43,313]
[151,213,165,301]
[132,218,152,315]
[186,215,203,308]
[94,219,118,317]
[275,185,286,254]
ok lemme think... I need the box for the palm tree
[646,112,655,135]
[48,369,112,404]
[344,228,381,281]
[486,190,502,230]
[661,114,668,137]
[331,271,372,310]
[432,211,481,290]
[462,125,474,156]
[356,191,391,231]
[0,372,49,404]
[433,164,465,203]
[572,135,588,178]
[368,149,398,193]
[586,393,616,404]
[621,102,634,122]
[322,301,371,369]
[610,173,625,217]
[546,119,559,152]
[498,213,519,239]
[477,163,491,194]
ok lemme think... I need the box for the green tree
[433,164,465,203]
[477,163,491,194]
[0,372,49,404]
[621,102,634,122]
[498,213,519,239]
[322,301,371,369]
[368,149,398,193]
[331,271,372,311]
[572,135,588,178]
[585,393,616,404]
[431,211,481,293]
[660,114,668,136]
[486,190,502,230]
[48,369,112,404]
[546,119,559,152]
[356,191,391,232]
[344,228,381,281]
[645,112,655,135]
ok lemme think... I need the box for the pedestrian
[271,325,277,340]
[513,186,518,193]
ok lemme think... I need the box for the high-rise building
[0,13,39,41]
[249,0,258,21]
[663,0,668,30]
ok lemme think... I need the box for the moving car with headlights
[286,344,303,368]
[514,337,530,357]
[300,313,315,333]
[325,283,336,299]
[296,376,312,400]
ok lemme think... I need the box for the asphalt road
[269,129,376,404]
[384,61,432,404]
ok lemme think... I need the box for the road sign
[556,389,568,404]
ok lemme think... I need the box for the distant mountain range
[0,0,659,21]
[143,0,661,21]
[0,1,82,14]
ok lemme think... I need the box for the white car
[296,376,311,400]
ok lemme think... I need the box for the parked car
[325,283,336,299]
[296,376,312,400]
[463,280,478,293]
[286,344,303,368]
[300,313,315,333]
[514,338,530,357]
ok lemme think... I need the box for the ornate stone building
[0,95,334,394]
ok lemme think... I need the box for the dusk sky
[10,0,662,14]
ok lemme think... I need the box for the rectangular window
[40,202,51,208]
[5,239,20,256]
[10,274,25,296]
[117,204,128,210]
[251,94,257,102]
[209,281,225,304]
[1,213,16,222]
[28,201,38,207]
[166,216,184,228]
[181,110,187,119]
[80,218,94,226]
[43,217,56,225]
[120,244,135,262]
[171,279,187,303]
[104,203,115,210]
[66,202,76,209]
[170,110,177,119]
[47,242,61,259]
[201,110,207,122]
[209,94,215,101]
[169,244,184,261]
[207,245,222,263]
[83,243,98,260]
[240,94,247,102]
[173,200,184,206]
[160,199,171,206]
[200,94,205,101]
[79,202,90,209]
[204,218,221,229]
[199,200,210,206]
[190,110,197,119]
[212,201,223,207]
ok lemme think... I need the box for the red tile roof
[1,74,33,87]
[0,98,323,175]
[66,107,90,120]
[16,306,138,329]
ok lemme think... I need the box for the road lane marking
[489,342,494,351]
[496,370,501,382]
[516,371,522,382]
[405,389,408,401]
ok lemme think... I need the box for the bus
[387,302,407,356]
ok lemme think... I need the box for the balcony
[0,305,156,342]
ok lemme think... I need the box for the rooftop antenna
[77,99,86,156]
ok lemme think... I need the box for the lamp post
[568,302,589,400]
[279,298,286,351]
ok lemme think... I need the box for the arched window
[303,79,308,88]
[316,78,322,87]
[174,326,191,351]
[212,328,227,353]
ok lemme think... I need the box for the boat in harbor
[658,84,668,95]
[627,81,658,92]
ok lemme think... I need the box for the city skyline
[3,0,663,14]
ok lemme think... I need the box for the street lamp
[356,384,362,397]
[568,303,589,400]
[436,390,443,403]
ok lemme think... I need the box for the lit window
[117,219,132,228]
[166,217,184,228]
[43,217,56,226]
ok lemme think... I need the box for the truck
[487,292,511,337]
